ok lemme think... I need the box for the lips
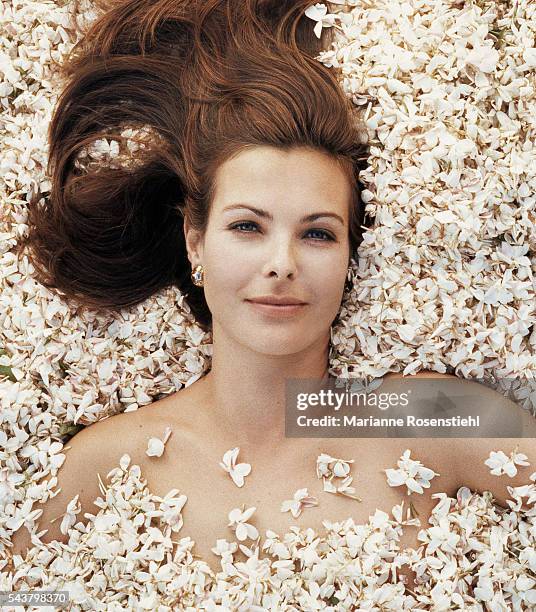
[245,300,307,317]
[245,297,307,306]
[246,300,305,306]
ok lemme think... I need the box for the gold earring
[345,265,354,291]
[191,264,204,287]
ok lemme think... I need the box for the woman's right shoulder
[7,392,193,569]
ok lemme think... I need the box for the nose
[262,238,297,280]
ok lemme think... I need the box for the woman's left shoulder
[399,373,536,436]
[454,378,536,435]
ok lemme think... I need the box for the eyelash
[228,221,336,242]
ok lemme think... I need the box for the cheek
[204,240,252,297]
[324,273,346,309]
[317,250,348,286]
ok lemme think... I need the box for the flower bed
[1,0,536,609]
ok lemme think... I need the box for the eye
[306,229,335,242]
[228,222,335,242]
[229,221,259,233]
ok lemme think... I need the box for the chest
[140,436,456,579]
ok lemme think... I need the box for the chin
[245,329,323,356]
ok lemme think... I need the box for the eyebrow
[222,204,345,225]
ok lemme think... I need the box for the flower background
[1,0,536,608]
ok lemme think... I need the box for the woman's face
[185,145,352,355]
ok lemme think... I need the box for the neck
[196,322,331,454]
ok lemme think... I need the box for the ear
[184,216,204,267]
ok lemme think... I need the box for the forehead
[212,146,352,217]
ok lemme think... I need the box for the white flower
[0,467,19,506]
[384,449,439,495]
[211,538,238,558]
[145,426,172,457]
[423,517,460,554]
[315,452,360,499]
[391,501,421,526]
[315,452,333,478]
[322,474,362,501]
[281,488,319,518]
[94,513,121,532]
[219,447,252,487]
[485,448,530,478]
[506,483,536,512]
[316,452,354,479]
[304,3,337,39]
[272,559,295,580]
[158,489,188,532]
[227,506,258,541]
[59,494,81,535]
[474,575,494,602]
[465,45,500,74]
[262,530,291,559]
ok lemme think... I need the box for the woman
[11,0,536,597]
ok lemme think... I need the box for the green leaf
[0,365,17,383]
[59,423,85,437]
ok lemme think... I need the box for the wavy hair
[20,0,370,330]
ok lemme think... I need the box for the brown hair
[20,0,370,330]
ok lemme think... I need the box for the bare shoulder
[7,392,192,568]
[450,378,536,435]
[382,373,536,436]
[375,375,536,500]
[423,382,536,508]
